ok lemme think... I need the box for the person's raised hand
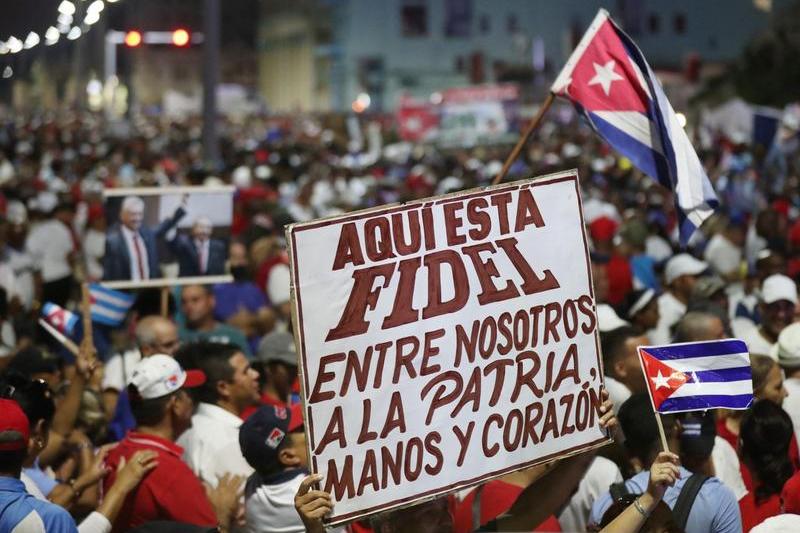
[113,450,158,493]
[294,474,333,533]
[646,451,681,502]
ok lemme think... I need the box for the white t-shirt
[101,349,142,393]
[603,376,631,415]
[6,246,36,309]
[83,229,105,281]
[267,263,291,305]
[26,220,74,282]
[740,327,776,358]
[558,456,623,532]
[712,435,748,501]
[177,403,254,487]
[245,471,343,533]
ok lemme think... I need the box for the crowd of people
[0,102,799,533]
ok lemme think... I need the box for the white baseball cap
[128,354,206,400]
[597,304,630,332]
[774,323,800,368]
[664,254,707,285]
[761,274,798,305]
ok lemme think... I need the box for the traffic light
[171,28,190,47]
[124,30,142,47]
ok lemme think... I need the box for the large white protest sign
[287,169,609,525]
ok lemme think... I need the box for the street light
[124,30,142,47]
[171,28,190,47]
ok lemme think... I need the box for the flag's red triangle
[640,349,690,410]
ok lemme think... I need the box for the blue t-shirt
[21,460,57,497]
[0,477,77,532]
[589,467,741,533]
[213,282,267,321]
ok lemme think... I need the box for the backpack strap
[672,473,710,530]
[609,481,630,502]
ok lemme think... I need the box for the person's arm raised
[598,452,680,533]
[489,387,619,532]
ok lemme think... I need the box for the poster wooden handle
[492,92,556,186]
[160,287,170,318]
[80,283,95,358]
[655,412,670,453]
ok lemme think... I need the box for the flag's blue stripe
[91,313,123,327]
[89,283,135,305]
[92,300,132,315]
[659,394,753,413]
[643,340,747,360]
[588,111,673,191]
[691,366,752,383]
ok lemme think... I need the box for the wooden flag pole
[492,92,556,186]
[655,413,670,453]
[38,318,80,356]
[160,286,170,318]
[80,283,95,359]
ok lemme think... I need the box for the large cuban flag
[638,339,753,413]
[551,9,718,245]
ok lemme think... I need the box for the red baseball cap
[0,399,30,451]
[590,216,618,242]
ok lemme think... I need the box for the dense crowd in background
[1,104,800,533]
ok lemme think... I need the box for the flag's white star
[588,60,624,96]
[651,370,670,390]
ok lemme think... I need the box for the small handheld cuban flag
[89,283,135,327]
[638,339,753,413]
[41,302,79,336]
[551,9,718,246]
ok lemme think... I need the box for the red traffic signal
[124,30,142,47]
[172,28,190,47]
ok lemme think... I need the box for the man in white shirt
[740,274,797,357]
[176,341,261,486]
[649,254,707,344]
[25,202,77,306]
[775,323,800,439]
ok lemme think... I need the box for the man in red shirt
[102,354,220,531]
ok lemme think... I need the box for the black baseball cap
[239,403,304,473]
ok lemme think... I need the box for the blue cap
[239,403,303,472]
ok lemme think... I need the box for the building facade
[257,0,780,113]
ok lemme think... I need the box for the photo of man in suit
[169,217,227,277]
[103,195,187,281]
